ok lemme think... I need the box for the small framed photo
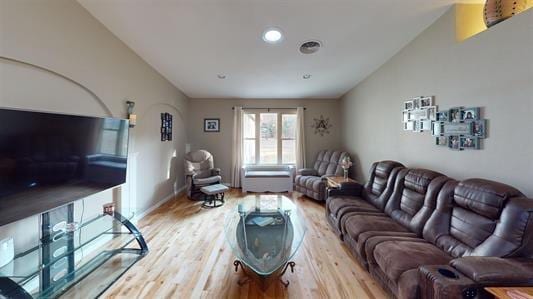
[462,107,480,121]
[436,111,449,122]
[448,135,461,151]
[404,100,414,111]
[431,122,444,136]
[420,120,432,131]
[404,121,415,131]
[436,136,447,146]
[412,98,421,109]
[402,111,409,122]
[420,96,433,108]
[204,118,220,132]
[413,120,422,132]
[472,120,486,138]
[425,106,437,121]
[449,107,463,123]
[460,137,479,150]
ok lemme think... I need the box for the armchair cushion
[450,257,533,285]
[193,175,222,185]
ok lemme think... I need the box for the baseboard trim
[134,185,186,221]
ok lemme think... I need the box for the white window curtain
[295,107,306,170]
[231,106,243,188]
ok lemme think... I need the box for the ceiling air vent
[299,40,321,54]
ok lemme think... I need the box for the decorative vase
[484,0,528,28]
[343,168,348,180]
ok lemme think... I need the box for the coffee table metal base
[233,260,296,289]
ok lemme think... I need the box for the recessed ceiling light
[262,28,283,44]
[303,74,312,79]
[217,74,226,79]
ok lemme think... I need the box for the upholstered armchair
[294,150,350,201]
[184,150,222,200]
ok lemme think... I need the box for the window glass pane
[103,118,121,130]
[243,139,256,164]
[282,139,296,164]
[260,113,277,164]
[243,113,256,138]
[100,130,119,155]
[282,114,297,139]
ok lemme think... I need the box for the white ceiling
[78,0,466,99]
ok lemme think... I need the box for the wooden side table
[326,176,357,189]
[485,287,533,299]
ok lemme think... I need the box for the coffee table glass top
[224,195,306,276]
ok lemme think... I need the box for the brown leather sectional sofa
[326,161,533,299]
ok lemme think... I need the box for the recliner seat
[342,169,450,268]
[325,160,404,238]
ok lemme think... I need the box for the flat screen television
[0,108,129,226]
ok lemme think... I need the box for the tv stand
[0,212,147,298]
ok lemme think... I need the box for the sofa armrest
[327,181,363,197]
[297,168,318,176]
[450,257,533,285]
[418,265,478,299]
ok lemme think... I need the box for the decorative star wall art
[312,115,332,136]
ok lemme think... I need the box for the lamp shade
[484,0,528,27]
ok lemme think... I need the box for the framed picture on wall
[204,118,220,132]
[472,120,486,138]
[448,135,461,151]
[404,100,414,111]
[420,96,433,108]
[436,111,449,122]
[450,107,464,123]
[462,107,480,121]
[461,137,480,149]
[436,136,447,146]
[425,106,437,121]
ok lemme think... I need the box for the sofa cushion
[327,196,378,217]
[344,214,410,242]
[373,240,452,283]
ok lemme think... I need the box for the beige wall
[188,99,342,182]
[0,0,189,252]
[341,7,533,196]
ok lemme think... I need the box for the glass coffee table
[224,195,306,288]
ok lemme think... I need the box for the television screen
[0,108,129,226]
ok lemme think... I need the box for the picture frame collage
[161,113,173,142]
[432,107,486,151]
[402,96,437,133]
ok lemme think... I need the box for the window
[100,118,128,156]
[243,111,296,165]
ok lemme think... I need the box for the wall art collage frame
[402,97,487,151]
[432,107,486,151]
[402,96,437,132]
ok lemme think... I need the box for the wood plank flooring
[101,190,387,299]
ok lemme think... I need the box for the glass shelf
[0,212,147,299]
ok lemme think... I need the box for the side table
[326,176,357,189]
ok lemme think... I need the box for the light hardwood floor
[102,190,387,299]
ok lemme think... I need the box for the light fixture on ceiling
[300,40,322,54]
[303,74,312,79]
[262,28,283,44]
[217,74,226,79]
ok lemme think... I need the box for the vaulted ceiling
[79,0,474,99]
